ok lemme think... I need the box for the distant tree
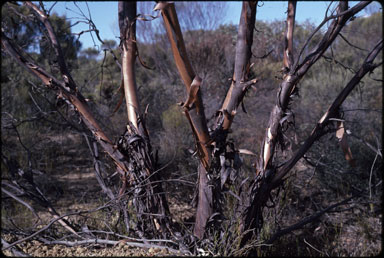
[80,47,99,60]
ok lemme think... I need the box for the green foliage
[159,104,193,163]
[39,13,82,68]
[1,4,40,52]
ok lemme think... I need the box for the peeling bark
[118,2,141,131]
[159,2,213,239]
[259,1,369,175]
[219,1,258,132]
[240,1,375,246]
[241,38,382,246]
[160,3,211,169]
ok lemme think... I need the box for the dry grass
[1,130,382,257]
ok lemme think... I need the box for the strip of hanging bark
[336,120,356,167]
[159,2,212,239]
[180,77,210,169]
[259,1,370,175]
[119,2,140,131]
[182,76,202,111]
[219,1,258,132]
[116,124,172,239]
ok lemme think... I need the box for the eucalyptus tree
[1,1,381,255]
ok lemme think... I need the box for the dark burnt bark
[2,1,172,239]
[117,1,171,238]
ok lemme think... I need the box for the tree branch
[264,195,355,245]
[283,1,296,71]
[159,2,211,170]
[1,23,136,184]
[119,2,141,130]
[219,1,258,132]
[271,39,383,187]
[24,1,77,91]
[259,1,371,175]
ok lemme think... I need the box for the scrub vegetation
[1,1,382,256]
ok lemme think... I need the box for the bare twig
[82,133,115,200]
[2,203,113,251]
[369,152,379,199]
[348,133,382,158]
[1,238,30,257]
[304,238,329,256]
[272,39,383,186]
[1,187,40,220]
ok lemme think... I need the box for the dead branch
[1,187,40,220]
[264,195,355,245]
[272,39,383,186]
[1,154,79,236]
[2,210,81,251]
[2,202,114,252]
[1,238,30,257]
[82,133,116,201]
[259,1,371,176]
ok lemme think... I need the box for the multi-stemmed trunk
[1,0,381,252]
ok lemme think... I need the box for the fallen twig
[1,238,30,257]
[1,202,113,251]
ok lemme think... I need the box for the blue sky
[43,1,376,50]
